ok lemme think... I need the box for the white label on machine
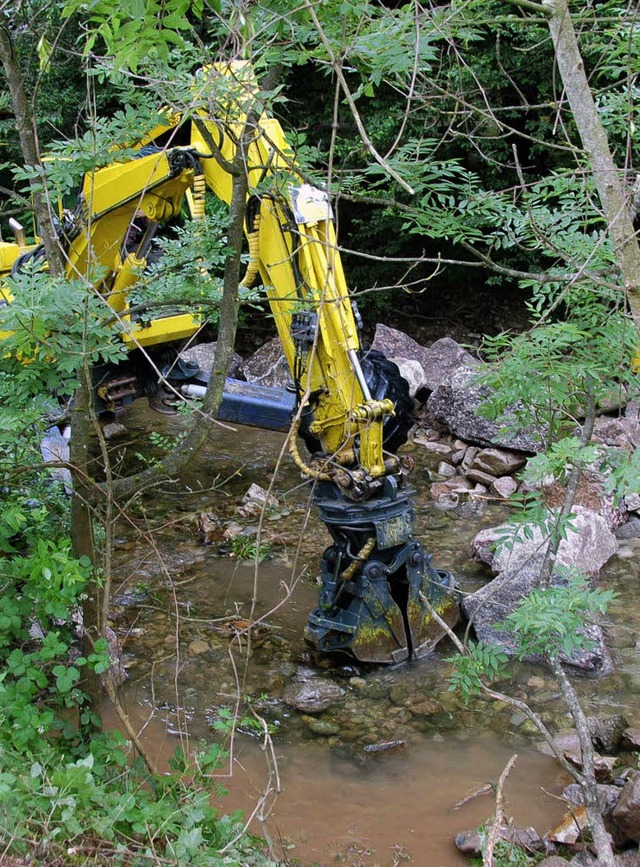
[289,184,333,225]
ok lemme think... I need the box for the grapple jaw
[304,486,459,665]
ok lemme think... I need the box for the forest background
[0,0,639,864]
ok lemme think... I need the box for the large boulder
[462,554,613,674]
[180,341,245,379]
[590,415,640,451]
[531,464,627,532]
[420,336,480,391]
[469,447,527,476]
[427,365,544,452]
[471,507,618,577]
[244,337,293,388]
[391,358,427,398]
[371,327,479,393]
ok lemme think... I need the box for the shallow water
[110,403,640,865]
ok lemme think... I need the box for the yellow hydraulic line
[240,215,261,289]
[288,417,332,481]
[341,537,376,582]
[190,173,207,221]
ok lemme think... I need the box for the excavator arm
[2,62,458,663]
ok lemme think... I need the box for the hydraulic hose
[191,172,207,221]
[288,416,332,481]
[340,536,376,582]
[240,214,261,289]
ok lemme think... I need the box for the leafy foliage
[503,575,616,662]
[447,642,509,701]
[63,0,215,72]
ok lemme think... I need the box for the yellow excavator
[1,62,458,664]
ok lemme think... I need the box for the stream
[108,403,640,866]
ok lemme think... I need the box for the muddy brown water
[110,403,640,865]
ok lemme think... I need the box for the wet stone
[300,716,341,737]
[588,713,628,753]
[621,728,640,751]
[187,639,211,656]
[388,685,409,706]
[284,679,346,713]
[437,461,458,477]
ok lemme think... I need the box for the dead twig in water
[453,782,495,811]
[484,754,517,867]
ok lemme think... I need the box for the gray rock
[462,555,614,674]
[244,337,293,388]
[454,829,484,856]
[492,476,519,499]
[625,494,640,514]
[563,782,621,814]
[537,858,570,867]
[389,357,427,397]
[569,855,598,867]
[470,447,527,476]
[616,518,640,539]
[371,328,479,393]
[461,446,479,472]
[427,365,544,452]
[466,468,497,487]
[421,336,480,391]
[588,713,629,753]
[371,324,430,372]
[40,428,72,493]
[437,461,458,478]
[430,478,473,502]
[615,850,640,866]
[454,826,545,857]
[612,772,640,842]
[180,341,244,379]
[413,436,455,456]
[621,728,640,751]
[102,421,127,439]
[562,782,625,845]
[471,507,618,577]
[283,679,346,713]
[590,416,640,451]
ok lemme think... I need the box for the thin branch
[303,0,415,195]
[503,0,551,16]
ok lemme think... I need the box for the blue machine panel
[218,378,296,431]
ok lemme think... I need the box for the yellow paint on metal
[120,313,200,348]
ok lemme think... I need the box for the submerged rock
[454,825,546,857]
[284,679,346,713]
[300,715,341,736]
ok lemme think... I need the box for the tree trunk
[548,656,617,867]
[544,0,640,330]
[0,18,63,276]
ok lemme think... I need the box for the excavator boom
[1,62,458,664]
